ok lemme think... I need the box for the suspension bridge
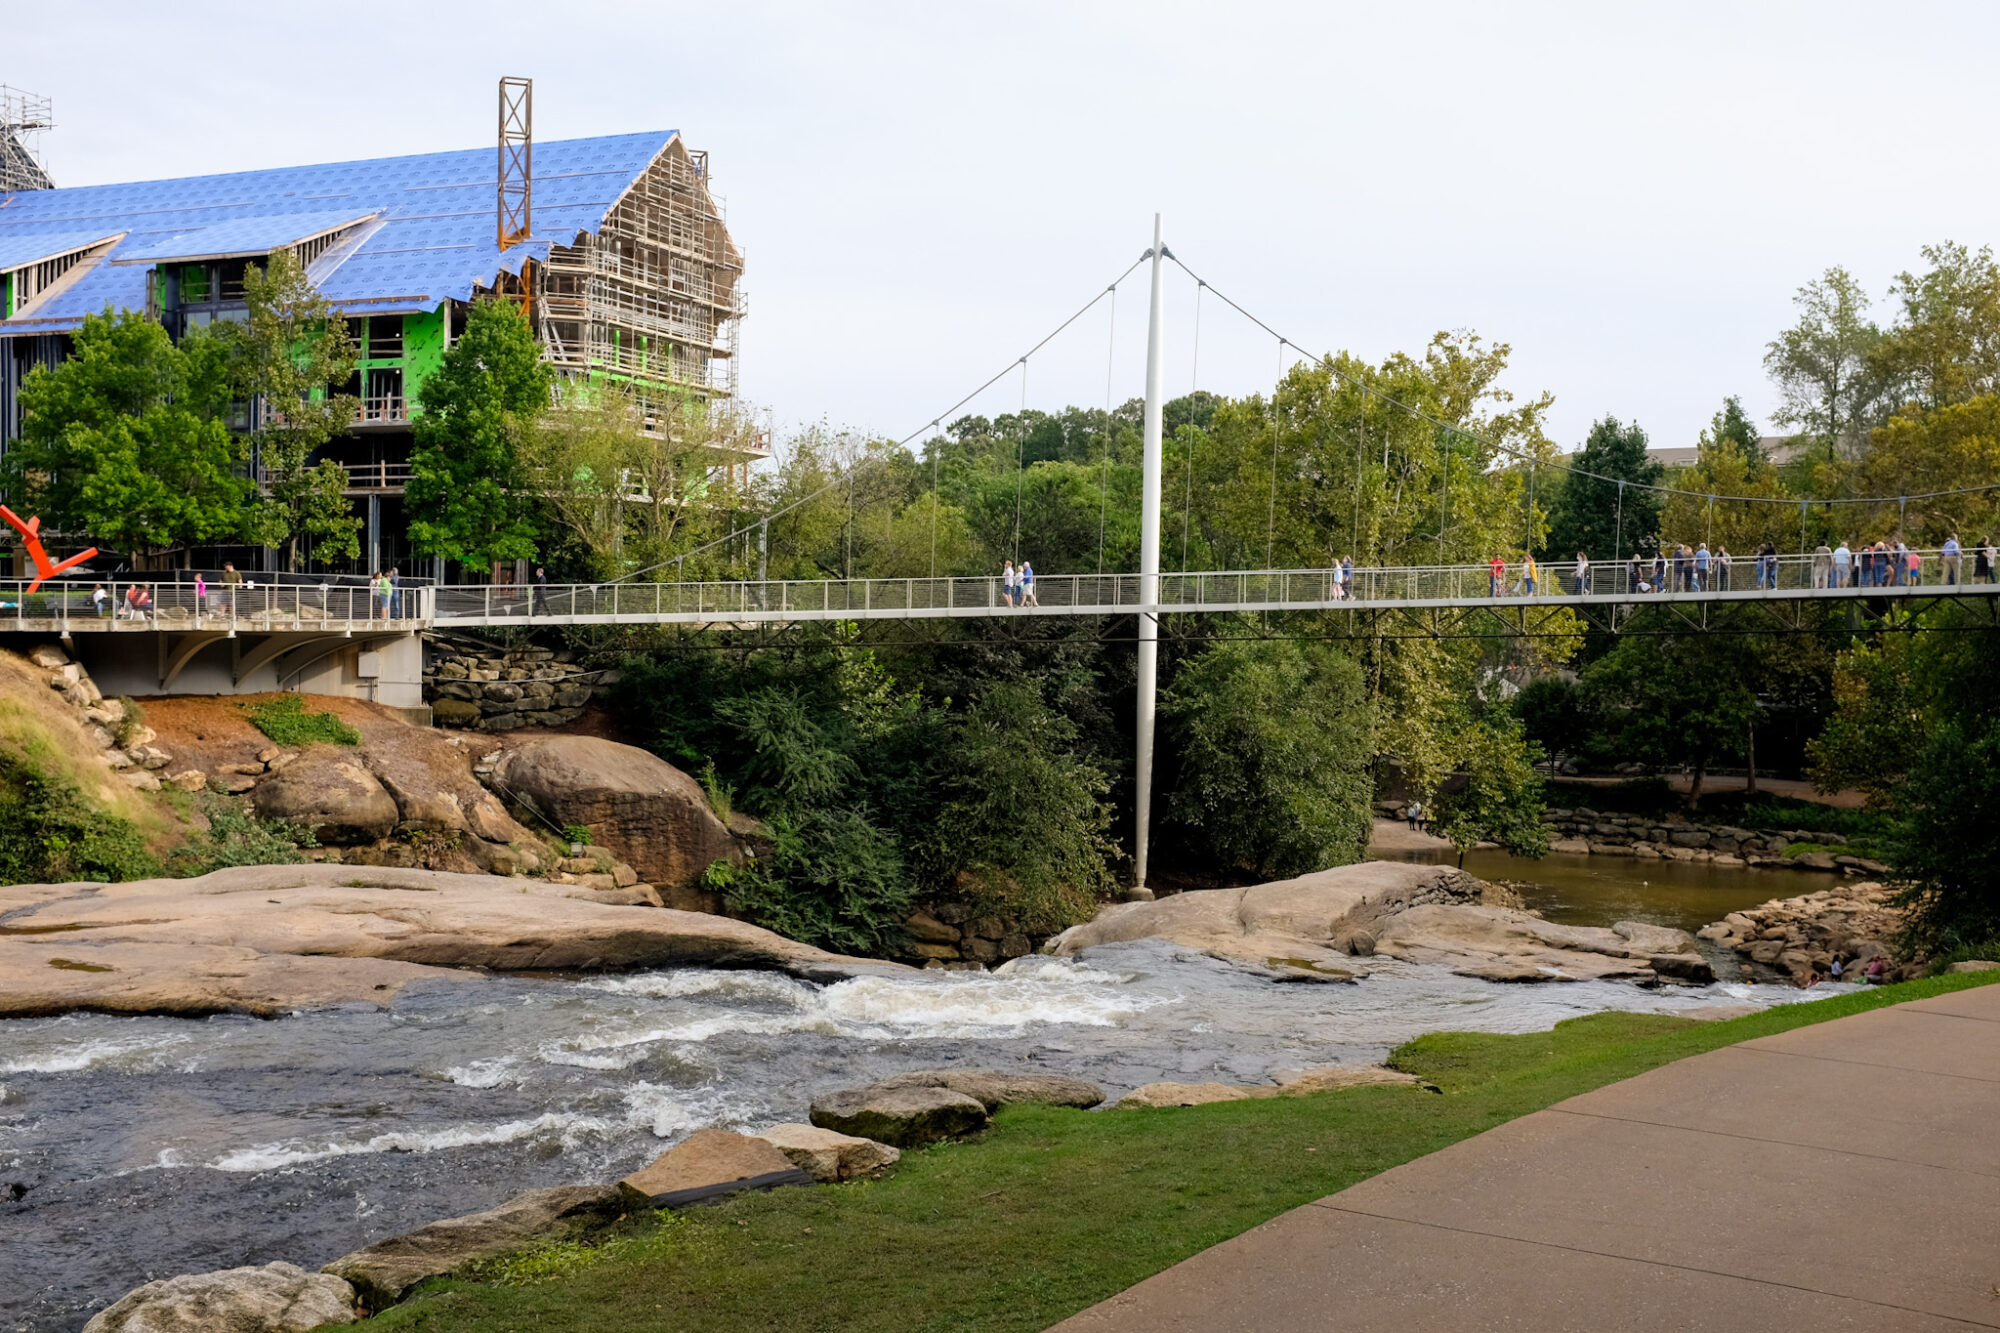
[10,216,2000,894]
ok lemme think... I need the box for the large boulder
[872,1069,1106,1110]
[494,736,738,889]
[753,1123,901,1183]
[84,1261,355,1332]
[324,1185,636,1310]
[620,1128,810,1205]
[809,1084,990,1147]
[251,755,398,845]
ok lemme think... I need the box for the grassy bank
[341,971,1999,1333]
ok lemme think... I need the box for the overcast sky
[13,1,1999,454]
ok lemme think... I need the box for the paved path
[1055,985,2000,1331]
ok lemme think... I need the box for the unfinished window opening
[367,315,404,361]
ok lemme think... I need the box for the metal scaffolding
[537,137,746,416]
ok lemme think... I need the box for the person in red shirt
[1489,556,1505,597]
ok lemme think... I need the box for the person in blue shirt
[1694,543,1711,591]
[1020,561,1038,608]
[1943,534,1963,585]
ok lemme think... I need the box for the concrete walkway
[1055,985,2000,1331]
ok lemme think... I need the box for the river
[1,858,1843,1333]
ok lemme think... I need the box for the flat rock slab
[872,1069,1107,1110]
[1047,862,1706,985]
[622,1128,811,1205]
[1117,1067,1420,1108]
[0,864,902,1017]
[85,1261,356,1332]
[754,1123,901,1183]
[810,1084,990,1147]
[325,1185,636,1310]
[1055,983,2000,1331]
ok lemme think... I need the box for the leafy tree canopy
[5,309,249,561]
[406,299,551,572]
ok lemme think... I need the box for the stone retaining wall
[1540,807,1890,874]
[904,902,1053,969]
[423,646,616,731]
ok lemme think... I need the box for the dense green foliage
[4,310,250,561]
[1541,415,1662,561]
[357,976,1998,1333]
[216,250,362,566]
[243,695,360,748]
[1431,716,1549,863]
[0,756,159,883]
[406,300,552,571]
[1162,639,1374,878]
[616,632,1119,948]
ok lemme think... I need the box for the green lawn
[347,972,1999,1333]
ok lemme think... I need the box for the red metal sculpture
[0,506,98,594]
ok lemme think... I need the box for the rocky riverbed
[3,942,1844,1333]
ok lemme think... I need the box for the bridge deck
[4,557,1995,635]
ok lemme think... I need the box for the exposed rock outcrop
[0,863,908,1018]
[1115,1065,1424,1108]
[1697,881,1905,983]
[621,1129,810,1205]
[493,735,739,894]
[251,755,400,844]
[871,1069,1106,1110]
[809,1084,991,1147]
[753,1124,901,1183]
[323,1185,636,1310]
[1048,862,1710,986]
[83,1261,355,1332]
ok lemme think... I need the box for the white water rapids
[0,941,1850,1332]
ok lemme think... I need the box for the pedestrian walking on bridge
[1943,534,1963,585]
[1812,542,1832,588]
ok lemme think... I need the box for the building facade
[0,129,758,574]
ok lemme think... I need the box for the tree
[1513,676,1590,775]
[217,250,360,567]
[1432,718,1549,866]
[1700,395,1763,464]
[1856,395,2000,545]
[1877,241,2000,413]
[1764,266,1888,463]
[1542,416,1661,563]
[1163,638,1376,879]
[522,387,763,579]
[936,680,1117,931]
[1889,716,2000,955]
[405,300,551,572]
[4,310,249,563]
[1581,610,1762,808]
[1659,438,1790,557]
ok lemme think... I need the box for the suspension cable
[1012,357,1028,563]
[605,253,1148,584]
[1098,284,1116,576]
[1163,252,2000,512]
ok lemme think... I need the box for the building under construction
[0,95,755,572]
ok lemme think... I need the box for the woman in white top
[1574,552,1589,595]
[1001,561,1017,608]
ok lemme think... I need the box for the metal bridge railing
[0,576,433,632]
[430,549,1998,624]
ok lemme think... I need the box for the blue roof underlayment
[0,131,675,334]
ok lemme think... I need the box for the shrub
[167,797,316,876]
[1888,717,2000,956]
[243,694,360,747]
[0,756,160,883]
[1163,639,1374,880]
